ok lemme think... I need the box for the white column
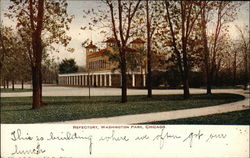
[100,75,103,86]
[104,75,107,86]
[109,74,112,87]
[84,75,88,86]
[96,75,98,86]
[132,74,135,87]
[92,75,95,86]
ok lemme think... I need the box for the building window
[100,60,103,68]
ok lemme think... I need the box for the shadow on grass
[1,93,245,107]
[1,93,245,123]
[2,108,32,112]
[143,109,250,125]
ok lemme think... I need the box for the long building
[58,37,147,87]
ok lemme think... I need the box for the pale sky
[1,1,249,67]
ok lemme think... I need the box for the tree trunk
[12,79,15,91]
[31,0,44,109]
[6,80,9,89]
[3,80,6,89]
[32,66,42,109]
[31,31,43,109]
[201,6,212,95]
[146,0,152,98]
[183,67,190,99]
[206,74,212,94]
[244,54,248,90]
[182,40,190,99]
[233,51,237,86]
[40,67,43,106]
[21,80,24,90]
[120,49,127,103]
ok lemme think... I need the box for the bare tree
[235,25,250,89]
[105,0,141,102]
[199,1,241,94]
[163,1,202,99]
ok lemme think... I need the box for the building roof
[88,48,108,57]
[104,37,117,43]
[85,41,97,49]
[130,38,145,44]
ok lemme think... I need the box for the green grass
[145,109,250,125]
[1,88,32,93]
[1,93,245,124]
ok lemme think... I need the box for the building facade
[58,37,147,87]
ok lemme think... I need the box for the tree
[235,25,250,89]
[42,58,59,84]
[6,0,73,109]
[0,26,16,89]
[105,0,141,102]
[59,58,78,74]
[0,26,31,90]
[145,0,152,98]
[163,1,202,99]
[130,1,163,97]
[199,1,241,94]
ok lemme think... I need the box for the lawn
[1,88,32,93]
[146,109,250,125]
[1,93,245,123]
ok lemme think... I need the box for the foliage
[58,58,78,74]
[165,68,182,88]
[42,58,59,83]
[0,26,31,84]
[5,0,74,57]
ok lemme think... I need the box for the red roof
[130,38,145,44]
[85,41,97,49]
[104,37,117,43]
[88,48,108,57]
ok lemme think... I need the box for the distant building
[58,37,149,87]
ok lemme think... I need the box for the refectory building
[58,37,147,87]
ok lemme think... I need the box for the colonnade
[58,73,146,87]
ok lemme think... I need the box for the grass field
[146,109,250,125]
[1,93,245,123]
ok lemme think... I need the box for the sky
[1,1,249,67]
